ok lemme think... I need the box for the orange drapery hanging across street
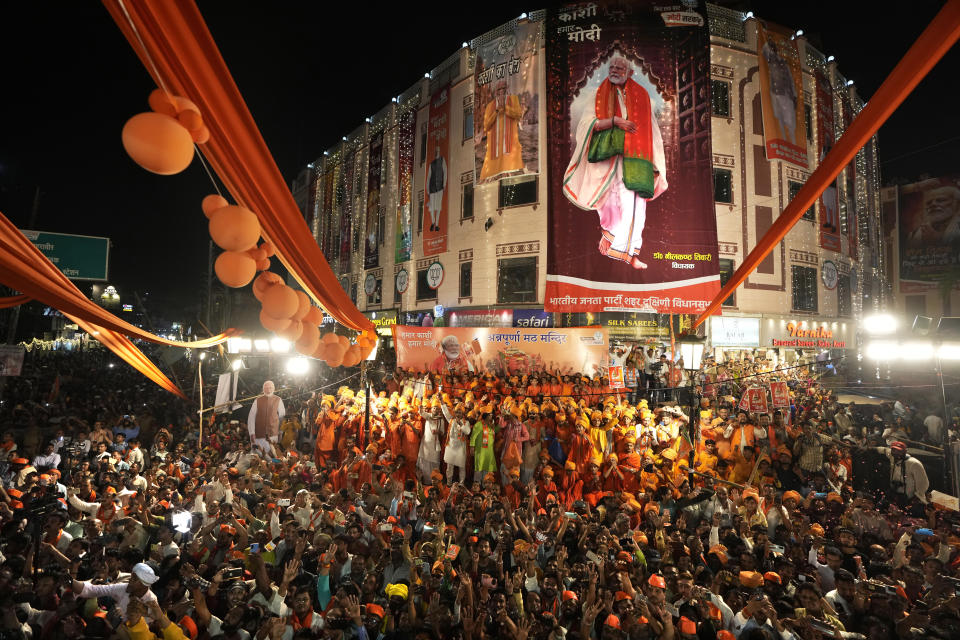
[693,0,960,328]
[102,0,374,334]
[0,294,30,309]
[0,212,235,349]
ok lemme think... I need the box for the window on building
[460,262,472,299]
[497,256,537,304]
[713,168,733,203]
[788,180,816,221]
[417,191,424,234]
[499,175,538,208]
[791,265,818,312]
[718,258,736,307]
[419,125,427,166]
[367,278,382,306]
[416,268,438,301]
[837,273,851,317]
[804,103,813,142]
[463,106,474,141]
[462,181,474,220]
[711,80,730,117]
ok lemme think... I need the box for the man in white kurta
[417,405,445,482]
[563,56,667,269]
[440,404,472,483]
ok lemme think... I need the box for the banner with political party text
[392,325,609,376]
[757,24,808,167]
[474,19,540,185]
[544,0,720,314]
[423,86,450,256]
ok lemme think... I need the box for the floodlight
[864,341,896,360]
[863,314,897,335]
[286,357,309,375]
[231,359,243,371]
[899,341,934,361]
[271,338,291,353]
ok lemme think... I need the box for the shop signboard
[448,309,514,328]
[364,309,398,335]
[513,309,554,328]
[766,319,848,349]
[710,316,760,347]
[20,230,109,281]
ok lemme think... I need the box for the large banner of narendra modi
[544,1,720,314]
[898,176,960,286]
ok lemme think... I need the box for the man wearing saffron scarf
[563,55,667,269]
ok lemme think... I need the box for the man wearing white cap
[69,561,159,620]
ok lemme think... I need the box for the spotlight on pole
[864,341,896,360]
[863,314,898,335]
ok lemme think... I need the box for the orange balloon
[253,271,282,298]
[359,343,374,359]
[121,112,195,175]
[346,344,362,362]
[255,257,271,271]
[209,205,261,252]
[292,291,311,321]
[175,96,201,116]
[259,309,291,333]
[192,125,210,145]
[260,241,276,257]
[337,335,351,350]
[278,321,304,342]
[262,284,299,320]
[303,306,323,325]
[214,251,257,288]
[321,332,339,345]
[311,342,329,360]
[295,323,320,354]
[342,353,359,368]
[326,355,344,368]
[248,248,266,262]
[324,342,347,367]
[177,110,204,132]
[202,194,229,218]
[148,89,178,116]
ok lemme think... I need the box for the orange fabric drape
[102,0,373,334]
[0,212,234,348]
[0,294,30,309]
[693,0,960,328]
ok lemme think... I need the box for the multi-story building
[292,5,884,366]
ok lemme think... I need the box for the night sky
[0,2,955,319]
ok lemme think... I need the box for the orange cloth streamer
[0,213,235,348]
[102,0,373,334]
[694,0,960,328]
[0,294,30,309]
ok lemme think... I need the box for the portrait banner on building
[392,325,609,376]
[898,176,960,285]
[841,92,858,259]
[474,19,540,184]
[0,345,24,376]
[320,165,336,257]
[423,86,450,256]
[814,69,841,252]
[395,109,415,263]
[545,1,721,315]
[338,150,355,274]
[364,132,383,270]
[756,24,807,167]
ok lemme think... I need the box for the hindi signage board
[20,230,109,281]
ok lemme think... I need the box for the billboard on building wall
[898,176,960,286]
[756,24,807,167]
[423,86,451,256]
[392,325,609,376]
[364,132,383,269]
[395,110,415,263]
[320,165,336,258]
[474,19,540,185]
[814,70,841,252]
[544,0,721,315]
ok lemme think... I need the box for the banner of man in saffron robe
[474,19,540,184]
[757,24,808,167]
[545,0,720,314]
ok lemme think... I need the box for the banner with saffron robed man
[392,325,610,376]
[757,24,807,166]
[474,19,540,184]
[545,0,720,314]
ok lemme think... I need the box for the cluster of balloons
[121,89,210,175]
[121,88,377,368]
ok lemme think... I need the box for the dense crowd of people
[1,345,959,640]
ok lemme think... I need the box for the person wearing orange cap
[537,465,559,507]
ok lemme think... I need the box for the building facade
[292,5,885,364]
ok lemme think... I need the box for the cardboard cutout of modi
[562,55,667,270]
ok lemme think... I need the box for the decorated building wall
[296,5,884,353]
